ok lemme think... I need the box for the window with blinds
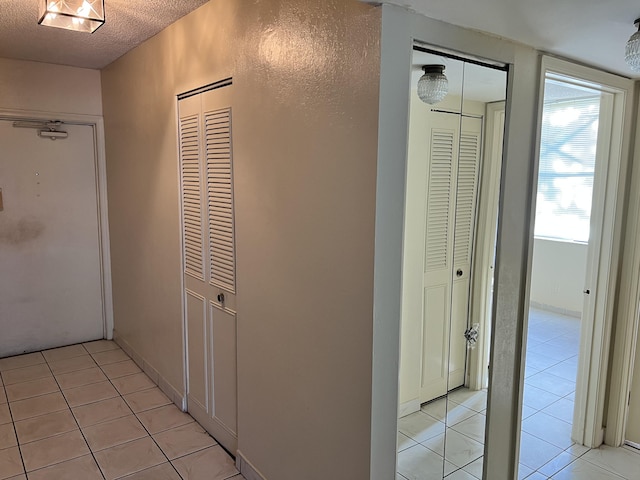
[534,92,601,243]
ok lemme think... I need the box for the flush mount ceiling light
[626,18,640,71]
[417,64,449,105]
[38,0,105,33]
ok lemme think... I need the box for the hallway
[0,341,243,479]
[397,309,640,479]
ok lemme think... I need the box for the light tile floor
[397,308,640,479]
[0,340,244,480]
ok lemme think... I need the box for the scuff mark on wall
[0,217,44,245]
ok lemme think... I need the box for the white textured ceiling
[0,0,209,69]
[381,0,640,78]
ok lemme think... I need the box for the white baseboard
[113,330,186,410]
[529,301,581,319]
[236,451,267,480]
[624,440,640,450]
[398,399,420,418]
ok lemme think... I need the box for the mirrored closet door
[397,45,508,480]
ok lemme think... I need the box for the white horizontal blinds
[425,129,455,272]
[454,132,481,264]
[205,107,236,292]
[535,92,600,242]
[180,114,205,281]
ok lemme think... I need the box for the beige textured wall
[101,1,380,479]
[0,57,102,115]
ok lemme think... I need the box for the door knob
[584,289,590,295]
[217,293,225,303]
[456,269,463,277]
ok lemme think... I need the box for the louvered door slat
[425,129,455,272]
[180,114,205,280]
[205,107,236,292]
[454,133,481,265]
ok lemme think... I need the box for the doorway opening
[517,57,631,477]
[520,76,601,472]
[0,114,112,356]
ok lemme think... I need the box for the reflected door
[420,113,483,403]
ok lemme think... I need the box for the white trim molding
[606,82,640,447]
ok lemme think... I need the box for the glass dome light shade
[626,21,640,72]
[417,65,449,105]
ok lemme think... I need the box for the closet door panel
[421,122,459,403]
[179,85,238,454]
[186,290,208,411]
[211,304,238,432]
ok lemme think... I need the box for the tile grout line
[524,316,587,480]
[0,369,29,479]
[38,345,108,480]
[569,451,632,480]
[92,347,187,480]
[28,346,164,477]
[3,344,242,480]
[529,447,580,479]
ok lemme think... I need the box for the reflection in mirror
[397,45,507,480]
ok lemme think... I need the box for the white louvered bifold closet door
[449,117,483,391]
[420,113,484,404]
[421,122,459,403]
[179,84,238,454]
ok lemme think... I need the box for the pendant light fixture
[38,0,105,34]
[626,18,640,72]
[417,65,449,105]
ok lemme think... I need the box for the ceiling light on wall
[417,65,449,104]
[625,18,640,71]
[38,0,105,33]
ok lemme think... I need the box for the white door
[179,85,238,453]
[421,114,482,403]
[0,120,104,357]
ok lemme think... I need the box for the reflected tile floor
[397,309,640,479]
[0,341,243,480]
